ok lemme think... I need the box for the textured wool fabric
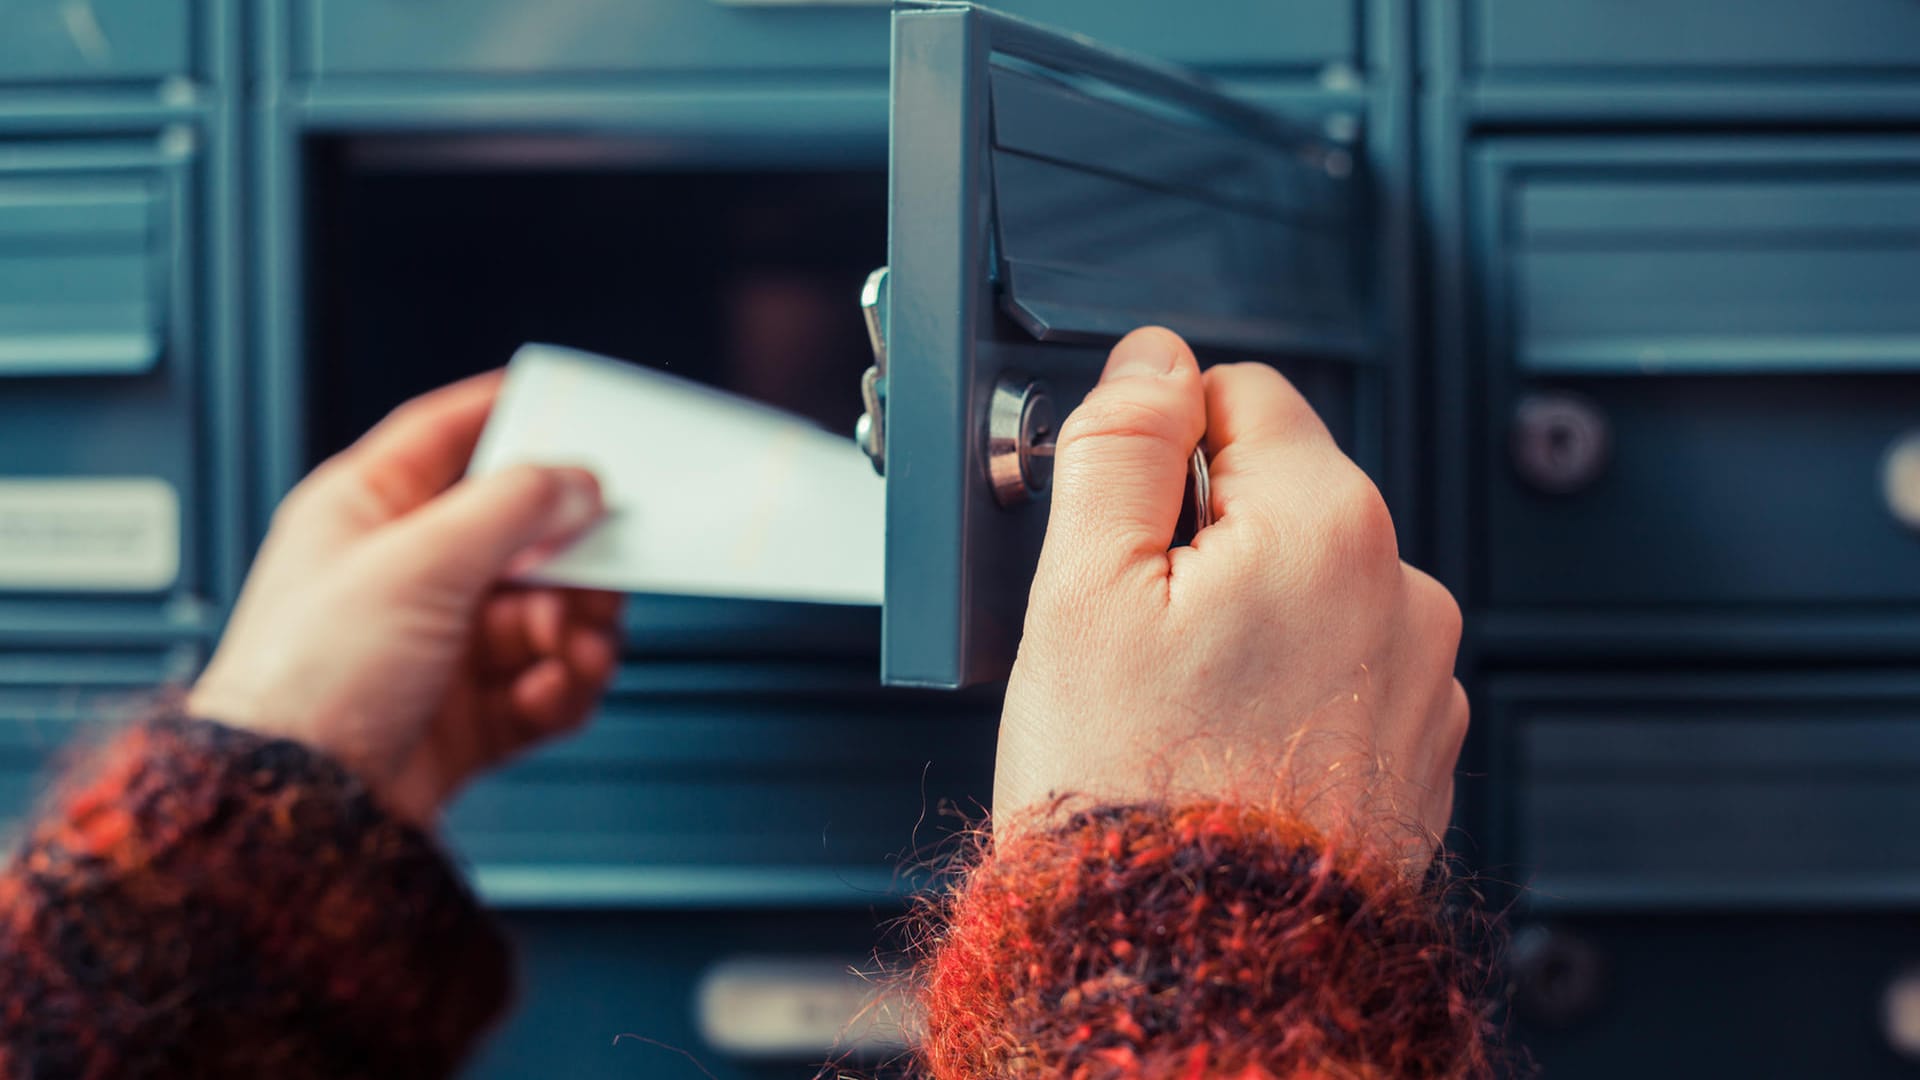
[914,801,1497,1080]
[0,715,511,1080]
[0,716,1494,1079]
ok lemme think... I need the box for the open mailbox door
[863,2,1366,689]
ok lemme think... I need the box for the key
[1173,444,1214,547]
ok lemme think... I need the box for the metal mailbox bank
[1,0,1918,1074]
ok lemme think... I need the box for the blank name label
[0,478,180,592]
[696,957,913,1059]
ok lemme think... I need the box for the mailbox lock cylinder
[1512,391,1611,495]
[987,376,1057,507]
[855,267,890,476]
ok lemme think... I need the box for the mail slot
[1475,136,1920,611]
[0,0,194,84]
[1465,0,1920,75]
[292,0,1357,80]
[1496,672,1920,910]
[0,134,219,636]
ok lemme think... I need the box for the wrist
[186,672,433,826]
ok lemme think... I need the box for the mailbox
[0,0,194,85]
[0,133,221,637]
[873,3,1368,688]
[1474,137,1920,613]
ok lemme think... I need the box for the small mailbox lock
[1512,392,1611,495]
[1508,924,1606,1029]
[1884,430,1920,534]
[854,266,890,476]
[987,376,1057,507]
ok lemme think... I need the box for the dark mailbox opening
[304,135,887,466]
[300,134,891,657]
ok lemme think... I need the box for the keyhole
[1546,423,1575,468]
[1510,925,1606,1028]
[1512,392,1611,495]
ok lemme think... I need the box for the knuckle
[1206,362,1325,435]
[1327,466,1398,566]
[1212,360,1294,398]
[1409,566,1465,650]
[1448,680,1472,742]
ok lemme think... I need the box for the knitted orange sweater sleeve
[913,802,1498,1080]
[0,715,511,1079]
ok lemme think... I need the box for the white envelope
[467,344,885,606]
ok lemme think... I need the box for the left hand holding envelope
[189,371,626,827]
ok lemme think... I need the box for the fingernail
[1104,328,1180,380]
[552,470,603,533]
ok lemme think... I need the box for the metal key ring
[1188,445,1214,533]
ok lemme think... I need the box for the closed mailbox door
[873,3,1368,688]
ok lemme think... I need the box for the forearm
[915,801,1497,1079]
[0,712,511,1079]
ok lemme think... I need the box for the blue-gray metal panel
[882,6,987,688]
[444,663,996,906]
[1476,137,1920,611]
[294,0,1356,80]
[989,65,1363,355]
[993,161,1359,354]
[1508,164,1920,377]
[1468,0,1920,74]
[1487,373,1920,609]
[0,136,215,635]
[1510,914,1920,1079]
[998,0,1357,72]
[990,65,1346,221]
[0,176,164,376]
[883,4,1368,688]
[1497,673,1920,910]
[470,909,899,1080]
[1520,247,1920,376]
[0,0,194,83]
[1461,82,1920,128]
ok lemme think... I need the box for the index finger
[330,369,506,516]
[1199,362,1339,518]
[1200,362,1331,461]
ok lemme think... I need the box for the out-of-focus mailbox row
[1,1,1918,1076]
[1432,6,1920,1076]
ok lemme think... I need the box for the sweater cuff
[914,801,1495,1079]
[1,714,511,1079]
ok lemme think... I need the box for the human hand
[189,372,625,826]
[995,328,1467,862]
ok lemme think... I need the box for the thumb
[1042,327,1206,578]
[374,464,605,595]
